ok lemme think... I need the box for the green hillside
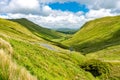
[10,18,65,41]
[63,16,120,54]
[63,16,120,79]
[0,18,97,80]
[0,17,120,80]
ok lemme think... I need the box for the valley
[0,16,120,80]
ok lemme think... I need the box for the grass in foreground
[9,38,95,80]
[0,49,37,80]
[0,38,37,80]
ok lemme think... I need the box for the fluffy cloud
[1,0,120,13]
[0,0,40,14]
[34,11,86,29]
[3,7,115,29]
[0,0,120,29]
[40,0,120,11]
[2,8,86,29]
[85,9,115,19]
[39,0,68,4]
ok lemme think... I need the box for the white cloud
[0,8,119,29]
[30,12,86,29]
[0,0,9,5]
[0,0,120,29]
[40,0,120,12]
[0,0,40,14]
[41,6,53,16]
[39,0,68,4]
[1,10,86,29]
[116,1,120,9]
[75,0,116,9]
[85,9,115,19]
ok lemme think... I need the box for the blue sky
[48,2,89,13]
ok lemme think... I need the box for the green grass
[0,18,97,80]
[63,16,120,79]
[10,18,66,41]
[0,18,44,42]
[63,16,120,54]
[9,38,95,80]
[0,49,37,80]
[0,38,37,80]
[1,16,120,80]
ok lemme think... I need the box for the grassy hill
[63,16,120,79]
[0,38,37,80]
[0,18,97,80]
[10,18,66,42]
[0,17,120,80]
[63,16,120,54]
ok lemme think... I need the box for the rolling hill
[10,18,66,41]
[63,16,120,79]
[0,18,97,80]
[0,17,120,80]
[63,16,120,55]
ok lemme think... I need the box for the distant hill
[10,18,65,41]
[55,28,78,34]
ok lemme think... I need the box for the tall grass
[0,38,13,54]
[0,38,37,80]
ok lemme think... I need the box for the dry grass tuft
[0,38,37,80]
[0,49,38,80]
[0,38,13,54]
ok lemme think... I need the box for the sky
[0,0,120,29]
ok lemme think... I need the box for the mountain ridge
[63,16,120,54]
[9,18,66,41]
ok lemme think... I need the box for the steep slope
[1,18,119,80]
[63,16,120,54]
[63,16,120,79]
[0,18,45,42]
[0,18,97,80]
[10,18,65,41]
[0,38,37,80]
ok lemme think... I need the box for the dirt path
[40,43,58,51]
